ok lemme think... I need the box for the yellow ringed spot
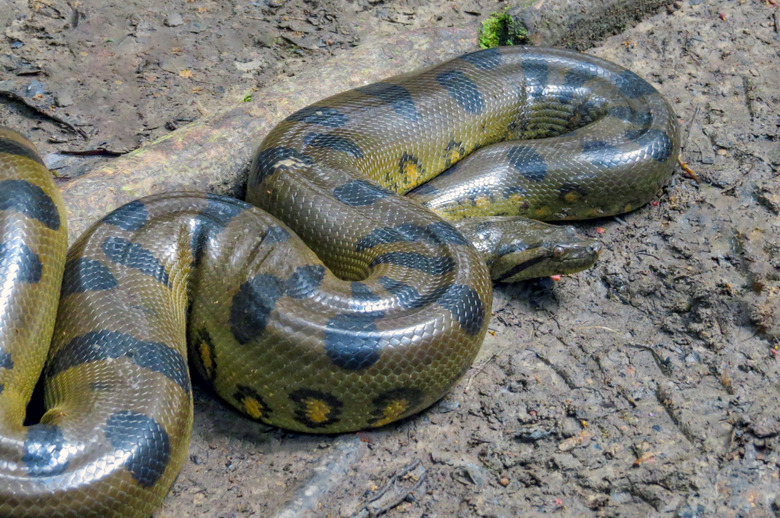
[532,206,552,218]
[475,196,490,208]
[623,203,633,212]
[243,396,265,419]
[508,193,524,203]
[402,161,420,185]
[373,399,410,427]
[563,191,581,203]
[304,398,332,424]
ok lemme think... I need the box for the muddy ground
[2,0,779,516]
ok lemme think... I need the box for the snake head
[453,216,601,283]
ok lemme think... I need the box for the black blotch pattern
[264,225,290,243]
[520,55,549,87]
[357,82,419,120]
[436,284,486,336]
[251,147,314,185]
[61,257,118,295]
[0,241,42,283]
[370,251,455,275]
[378,277,484,335]
[356,222,467,252]
[609,106,652,126]
[506,145,548,182]
[0,351,11,369]
[624,129,675,162]
[233,385,272,420]
[562,60,601,89]
[0,137,44,165]
[289,389,344,428]
[351,282,380,303]
[333,180,392,206]
[230,273,285,344]
[105,411,170,488]
[443,140,467,167]
[324,313,384,370]
[22,424,69,477]
[615,69,657,99]
[284,264,325,299]
[303,132,363,159]
[102,236,170,287]
[378,276,430,309]
[0,179,60,231]
[47,330,190,392]
[286,105,348,127]
[582,140,623,169]
[495,241,530,257]
[102,200,148,232]
[436,70,485,115]
[460,48,502,69]
[368,387,424,426]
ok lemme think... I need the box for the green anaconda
[0,46,679,516]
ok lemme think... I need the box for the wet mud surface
[1,0,779,516]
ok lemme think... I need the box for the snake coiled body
[0,47,678,516]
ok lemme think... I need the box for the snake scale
[0,47,679,516]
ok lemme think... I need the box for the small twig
[677,156,700,182]
[465,353,496,392]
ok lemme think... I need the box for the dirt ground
[2,0,779,516]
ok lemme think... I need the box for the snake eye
[553,245,565,259]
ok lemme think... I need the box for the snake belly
[0,46,679,517]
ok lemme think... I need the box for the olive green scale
[0,46,678,517]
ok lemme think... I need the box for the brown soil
[1,0,778,516]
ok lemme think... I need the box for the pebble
[165,12,184,27]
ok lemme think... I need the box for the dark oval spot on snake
[47,330,190,393]
[250,146,314,186]
[284,264,325,299]
[0,179,60,231]
[520,54,549,88]
[562,60,601,89]
[324,313,385,371]
[370,251,455,275]
[506,145,548,182]
[460,47,503,69]
[102,200,148,232]
[102,236,170,287]
[436,284,485,336]
[105,411,170,488]
[264,225,291,243]
[356,222,467,252]
[303,132,363,159]
[285,105,349,127]
[357,82,419,120]
[332,180,393,206]
[582,140,623,169]
[0,240,42,283]
[61,257,118,295]
[22,424,69,477]
[230,273,285,344]
[436,70,485,115]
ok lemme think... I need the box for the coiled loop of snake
[0,47,678,516]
